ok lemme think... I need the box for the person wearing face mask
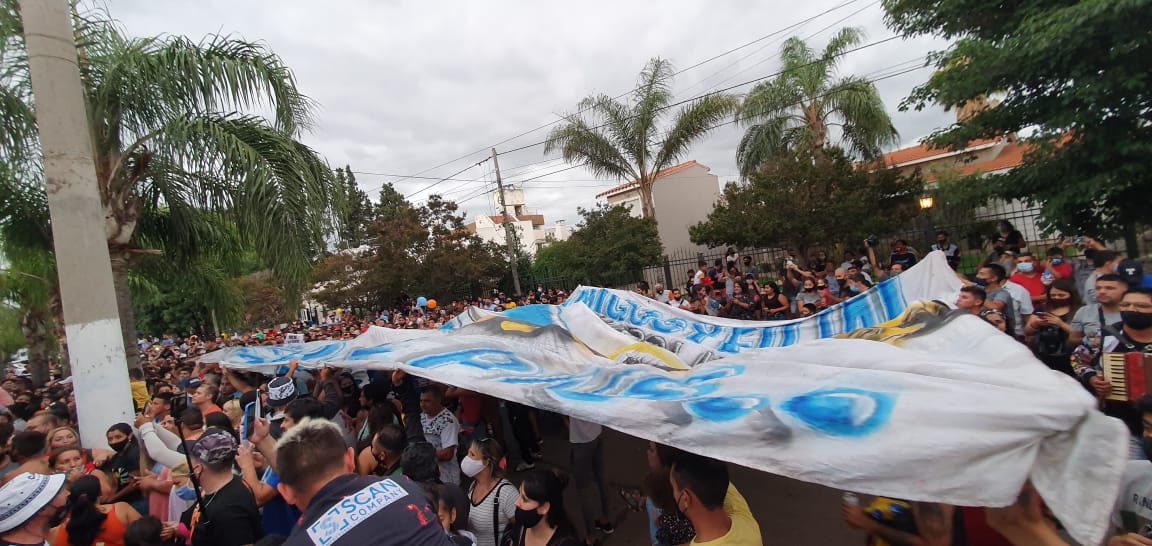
[669,452,761,546]
[1024,279,1081,377]
[101,423,146,515]
[1106,394,1152,545]
[1074,288,1152,459]
[976,263,1031,339]
[464,438,517,546]
[504,469,580,546]
[1009,252,1048,306]
[1042,246,1073,284]
[0,472,70,546]
[357,424,406,478]
[931,230,962,270]
[52,474,141,546]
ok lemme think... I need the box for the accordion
[1102,352,1152,401]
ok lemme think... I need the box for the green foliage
[310,192,507,308]
[883,0,1152,246]
[690,149,923,254]
[545,58,739,219]
[531,204,663,286]
[332,166,373,249]
[0,6,336,352]
[737,28,899,176]
[0,305,22,360]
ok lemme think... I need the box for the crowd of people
[1,220,1151,545]
[0,336,772,546]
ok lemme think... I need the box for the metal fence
[503,198,1152,294]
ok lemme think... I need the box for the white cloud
[101,0,954,227]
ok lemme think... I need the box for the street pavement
[506,417,862,545]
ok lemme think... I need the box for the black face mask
[1122,311,1152,331]
[109,439,130,453]
[1048,297,1072,306]
[514,507,543,528]
[8,402,27,419]
[47,501,71,528]
[804,287,816,292]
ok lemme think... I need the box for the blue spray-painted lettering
[876,276,907,321]
[840,294,881,331]
[718,327,760,354]
[408,349,538,374]
[757,326,777,348]
[685,396,768,422]
[778,323,799,347]
[346,345,393,360]
[780,387,896,437]
[686,322,725,344]
[817,310,836,338]
[602,294,634,321]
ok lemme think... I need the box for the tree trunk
[1123,222,1140,259]
[20,310,51,387]
[639,182,657,221]
[108,252,140,368]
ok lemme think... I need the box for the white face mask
[461,456,486,478]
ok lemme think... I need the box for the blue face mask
[1051,258,1063,265]
[175,484,197,501]
[849,284,860,293]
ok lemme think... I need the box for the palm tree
[0,6,336,363]
[736,27,899,177]
[545,58,739,220]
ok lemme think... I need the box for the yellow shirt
[130,380,149,411]
[691,483,763,546]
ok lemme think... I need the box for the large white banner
[203,252,1126,545]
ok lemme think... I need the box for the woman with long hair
[502,469,580,546]
[1025,278,1082,376]
[758,282,790,320]
[52,474,141,546]
[465,438,517,546]
[50,445,96,482]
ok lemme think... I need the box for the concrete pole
[20,0,134,448]
[491,148,522,296]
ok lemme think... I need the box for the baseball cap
[0,472,66,533]
[266,376,297,407]
[1118,259,1145,287]
[189,428,238,465]
[178,377,202,390]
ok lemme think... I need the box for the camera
[864,235,879,247]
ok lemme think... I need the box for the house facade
[464,187,570,256]
[594,160,721,253]
[881,135,1047,243]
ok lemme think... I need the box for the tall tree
[531,204,663,286]
[690,148,922,256]
[883,0,1152,253]
[737,28,899,177]
[333,166,372,249]
[545,58,739,220]
[0,6,336,362]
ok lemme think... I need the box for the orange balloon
[427,299,438,309]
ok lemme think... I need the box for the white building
[595,160,721,253]
[464,187,570,256]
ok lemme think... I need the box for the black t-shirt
[286,474,452,546]
[184,476,262,546]
[889,252,918,269]
[504,525,582,546]
[992,230,1025,251]
[103,442,143,505]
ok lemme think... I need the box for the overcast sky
[102,0,954,227]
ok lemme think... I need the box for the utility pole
[491,148,522,296]
[20,0,134,448]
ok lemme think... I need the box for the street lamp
[919,196,935,210]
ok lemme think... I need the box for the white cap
[0,473,67,533]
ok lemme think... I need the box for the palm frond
[544,117,637,182]
[655,93,740,173]
[736,120,789,178]
[146,113,333,293]
[822,75,899,156]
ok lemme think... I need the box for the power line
[403,159,488,199]
[376,0,869,186]
[459,58,929,205]
[498,34,903,156]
